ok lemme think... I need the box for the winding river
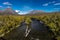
[2,18,54,40]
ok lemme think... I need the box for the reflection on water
[2,18,53,40]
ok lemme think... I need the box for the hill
[26,10,60,15]
[0,8,18,15]
[0,11,60,40]
[27,10,46,15]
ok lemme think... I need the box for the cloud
[0,6,3,8]
[18,11,28,15]
[22,6,33,14]
[49,1,55,4]
[15,6,33,15]
[22,6,33,12]
[15,10,20,13]
[15,9,33,15]
[42,1,56,6]
[54,3,60,5]
[15,10,27,15]
[54,8,60,10]
[42,3,49,6]
[23,6,33,11]
[54,8,60,11]
[3,2,12,5]
[52,1,56,3]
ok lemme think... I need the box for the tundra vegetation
[0,13,60,40]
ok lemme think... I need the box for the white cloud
[42,1,56,6]
[15,10,20,13]
[54,8,60,11]
[15,9,33,15]
[18,11,28,15]
[42,3,49,6]
[52,1,56,3]
[15,6,33,15]
[54,3,60,5]
[3,2,12,5]
[21,6,33,13]
[18,10,33,15]
[49,1,55,4]
[0,6,2,8]
[22,6,33,11]
[22,6,33,14]
[23,6,30,9]
[15,10,27,15]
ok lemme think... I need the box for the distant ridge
[0,8,18,15]
[0,10,3,15]
[27,10,45,15]
[26,10,60,15]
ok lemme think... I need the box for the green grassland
[0,13,60,40]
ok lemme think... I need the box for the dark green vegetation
[0,12,60,40]
[0,15,25,37]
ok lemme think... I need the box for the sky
[0,0,60,14]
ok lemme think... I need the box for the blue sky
[0,0,60,14]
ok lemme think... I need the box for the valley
[0,13,60,40]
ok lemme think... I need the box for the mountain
[0,10,3,15]
[26,10,60,15]
[27,10,45,15]
[0,8,18,15]
[0,10,2,12]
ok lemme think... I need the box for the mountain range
[0,8,18,15]
[0,8,60,15]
